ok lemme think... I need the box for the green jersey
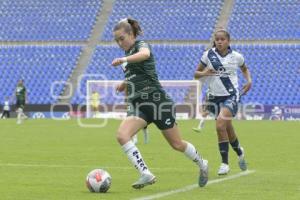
[16,85,26,101]
[122,40,162,101]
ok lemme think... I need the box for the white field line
[132,170,255,200]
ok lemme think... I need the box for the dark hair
[212,29,231,47]
[113,18,143,38]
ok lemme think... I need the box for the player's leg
[195,110,209,131]
[161,124,208,187]
[193,115,204,133]
[193,105,206,132]
[20,100,27,120]
[200,111,209,128]
[132,126,149,145]
[16,99,21,123]
[196,94,210,132]
[17,108,22,124]
[16,100,24,124]
[117,116,155,189]
[198,114,205,129]
[216,107,233,175]
[143,126,149,144]
[21,110,28,119]
[91,105,96,118]
[4,111,9,118]
[94,104,99,118]
[227,121,247,171]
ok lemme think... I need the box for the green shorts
[127,90,176,130]
[16,99,25,109]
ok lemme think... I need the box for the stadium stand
[228,0,300,40]
[101,0,223,41]
[0,46,82,104]
[0,0,102,41]
[0,0,299,108]
[234,44,300,105]
[72,44,300,106]
[71,44,206,105]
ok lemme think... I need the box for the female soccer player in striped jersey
[194,29,252,175]
[111,18,208,189]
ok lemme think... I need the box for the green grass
[0,119,299,200]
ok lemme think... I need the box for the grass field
[0,119,299,200]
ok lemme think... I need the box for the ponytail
[113,17,143,38]
[127,18,143,37]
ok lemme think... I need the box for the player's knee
[216,120,226,133]
[116,129,131,144]
[170,141,185,152]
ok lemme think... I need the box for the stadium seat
[0,46,82,104]
[228,0,300,40]
[101,0,223,41]
[0,0,103,41]
[71,44,300,106]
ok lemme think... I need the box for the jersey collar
[214,46,232,58]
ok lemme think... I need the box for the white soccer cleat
[199,159,208,187]
[218,163,230,175]
[238,147,247,171]
[132,173,156,189]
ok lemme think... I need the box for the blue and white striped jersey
[200,47,245,97]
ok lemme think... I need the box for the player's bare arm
[112,48,150,66]
[240,64,252,94]
[194,63,217,79]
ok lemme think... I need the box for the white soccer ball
[86,169,112,193]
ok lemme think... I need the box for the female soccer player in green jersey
[15,79,27,124]
[111,18,208,189]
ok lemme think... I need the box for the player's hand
[116,82,126,93]
[202,68,217,77]
[242,82,252,95]
[195,68,217,78]
[111,57,127,66]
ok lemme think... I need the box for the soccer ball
[86,169,112,193]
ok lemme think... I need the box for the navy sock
[218,141,229,164]
[230,138,243,156]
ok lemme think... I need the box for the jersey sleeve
[200,50,209,68]
[236,52,245,67]
[137,41,150,51]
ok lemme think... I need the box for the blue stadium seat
[0,0,102,41]
[101,0,222,41]
[0,46,82,104]
[228,0,300,40]
[71,44,300,106]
